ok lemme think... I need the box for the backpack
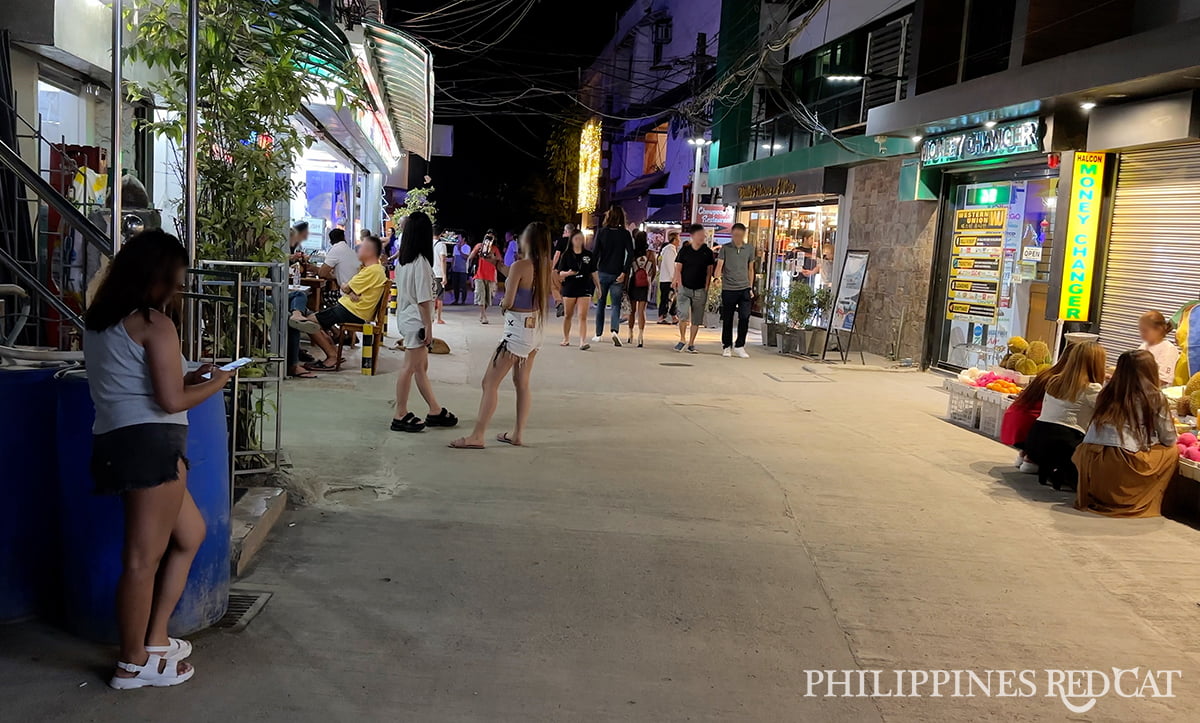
[633,259,650,288]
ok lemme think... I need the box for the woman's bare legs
[454,351,517,447]
[561,297,577,345]
[145,483,205,648]
[114,468,191,678]
[394,345,442,419]
[506,350,537,444]
[575,298,590,347]
[634,301,647,345]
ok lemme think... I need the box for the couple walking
[390,212,554,448]
[587,205,654,348]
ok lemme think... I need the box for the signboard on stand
[1058,152,1107,321]
[823,249,870,364]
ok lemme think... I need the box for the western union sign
[1058,152,1107,321]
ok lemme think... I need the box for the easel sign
[822,249,870,364]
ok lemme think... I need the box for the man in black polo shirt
[671,224,715,353]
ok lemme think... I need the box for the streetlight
[687,137,712,225]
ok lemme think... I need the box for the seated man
[289,236,389,371]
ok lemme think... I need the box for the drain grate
[213,589,272,632]
[660,362,693,367]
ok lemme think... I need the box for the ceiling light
[1080,101,1097,110]
[826,75,864,82]
[911,135,923,142]
[984,120,997,129]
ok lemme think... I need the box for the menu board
[946,209,1006,324]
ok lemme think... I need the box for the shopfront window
[935,174,1059,370]
[770,205,839,322]
[737,208,773,315]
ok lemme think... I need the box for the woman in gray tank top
[83,230,233,690]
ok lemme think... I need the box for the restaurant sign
[921,119,1042,167]
[1058,152,1107,321]
[737,177,797,201]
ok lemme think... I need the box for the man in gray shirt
[714,222,756,357]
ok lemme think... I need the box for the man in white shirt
[656,230,679,324]
[319,228,360,288]
[432,234,448,324]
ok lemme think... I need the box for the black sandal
[425,408,459,428]
[390,412,426,433]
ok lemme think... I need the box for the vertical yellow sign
[577,118,602,213]
[1058,152,1106,321]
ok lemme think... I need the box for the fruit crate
[977,388,1015,440]
[943,379,981,429]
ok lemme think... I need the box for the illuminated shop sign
[353,48,403,169]
[1058,152,1106,321]
[577,118,602,213]
[921,119,1042,167]
[737,177,797,201]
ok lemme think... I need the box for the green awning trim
[361,21,434,159]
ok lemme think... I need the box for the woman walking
[556,229,599,349]
[625,235,654,347]
[451,222,553,449]
[390,211,458,433]
[592,205,635,346]
[83,230,234,689]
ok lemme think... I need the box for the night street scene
[7,0,1200,720]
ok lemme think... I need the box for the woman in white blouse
[1138,310,1180,386]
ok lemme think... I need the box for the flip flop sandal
[448,438,485,449]
[287,317,321,334]
[288,370,319,379]
[560,340,571,346]
[304,360,338,372]
[496,433,522,447]
[109,654,194,690]
[146,637,192,661]
[580,344,590,351]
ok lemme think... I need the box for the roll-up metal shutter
[1097,143,1200,355]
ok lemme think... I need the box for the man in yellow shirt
[289,236,389,371]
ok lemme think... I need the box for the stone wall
[844,159,939,363]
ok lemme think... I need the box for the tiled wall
[845,159,939,363]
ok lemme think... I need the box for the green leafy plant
[391,186,437,228]
[783,283,833,329]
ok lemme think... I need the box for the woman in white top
[1023,342,1107,490]
[1074,349,1179,517]
[83,231,234,689]
[1137,310,1180,386]
[390,212,457,433]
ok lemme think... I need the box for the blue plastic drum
[56,373,231,643]
[0,367,61,622]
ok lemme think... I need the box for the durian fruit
[1016,358,1039,376]
[1190,390,1200,417]
[1005,353,1029,371]
[1036,363,1052,374]
[1179,395,1192,417]
[1027,341,1051,365]
[1007,336,1029,355]
[1185,372,1200,396]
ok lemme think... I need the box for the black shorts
[315,304,364,329]
[561,278,593,298]
[91,423,189,495]
[627,284,650,303]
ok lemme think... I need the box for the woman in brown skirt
[1073,350,1179,517]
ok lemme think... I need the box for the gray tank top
[82,319,189,435]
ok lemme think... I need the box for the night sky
[384,0,628,239]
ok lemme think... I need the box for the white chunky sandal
[146,637,192,661]
[108,654,194,690]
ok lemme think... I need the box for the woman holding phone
[83,230,234,689]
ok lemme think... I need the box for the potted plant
[806,287,833,356]
[762,286,782,347]
[704,277,723,329]
[779,282,813,355]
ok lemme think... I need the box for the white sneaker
[733,347,750,359]
[611,332,622,347]
[591,335,603,343]
[722,347,733,357]
[1019,462,1039,474]
[1014,455,1024,469]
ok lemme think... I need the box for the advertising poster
[946,208,1005,324]
[831,250,869,333]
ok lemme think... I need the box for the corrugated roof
[361,22,434,160]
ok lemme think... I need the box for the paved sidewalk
[4,305,1200,721]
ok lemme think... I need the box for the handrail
[0,137,114,258]
[0,247,85,330]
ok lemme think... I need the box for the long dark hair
[1044,341,1106,401]
[398,211,434,266]
[523,222,554,321]
[1091,350,1169,447]
[85,230,188,331]
[602,204,626,228]
[1013,344,1076,408]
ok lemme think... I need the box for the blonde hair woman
[451,222,554,448]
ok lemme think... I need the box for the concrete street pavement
[5,304,1200,721]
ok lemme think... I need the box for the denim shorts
[91,423,189,495]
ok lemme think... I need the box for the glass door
[736,206,774,315]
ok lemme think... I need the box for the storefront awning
[361,22,434,160]
[646,204,683,224]
[612,170,668,201]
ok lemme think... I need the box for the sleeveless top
[83,319,189,435]
[512,286,535,312]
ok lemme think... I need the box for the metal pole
[185,0,199,264]
[111,0,123,251]
[690,142,703,225]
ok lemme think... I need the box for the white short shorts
[397,319,426,349]
[498,310,543,359]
